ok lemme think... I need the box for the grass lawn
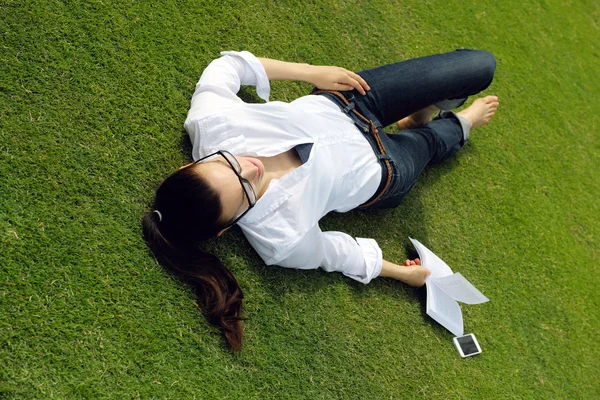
[1,0,599,398]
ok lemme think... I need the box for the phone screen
[456,335,479,356]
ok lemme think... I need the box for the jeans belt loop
[342,102,355,114]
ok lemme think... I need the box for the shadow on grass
[178,129,194,161]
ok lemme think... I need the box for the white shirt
[184,51,383,284]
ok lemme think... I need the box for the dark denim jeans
[316,49,496,209]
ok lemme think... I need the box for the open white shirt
[184,51,383,283]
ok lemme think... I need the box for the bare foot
[457,96,499,130]
[396,106,439,130]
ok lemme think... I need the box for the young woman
[142,49,498,350]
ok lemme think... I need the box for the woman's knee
[463,49,496,80]
[454,48,496,90]
[477,50,496,79]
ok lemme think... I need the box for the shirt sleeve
[185,50,271,123]
[273,225,383,284]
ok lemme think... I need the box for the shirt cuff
[351,238,383,284]
[220,50,271,102]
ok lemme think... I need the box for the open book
[410,238,489,336]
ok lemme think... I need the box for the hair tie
[153,210,163,222]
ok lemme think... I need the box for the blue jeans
[315,49,496,209]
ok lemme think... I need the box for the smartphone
[453,334,482,358]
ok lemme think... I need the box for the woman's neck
[255,148,302,198]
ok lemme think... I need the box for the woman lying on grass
[142,49,498,351]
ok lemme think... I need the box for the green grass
[1,0,599,398]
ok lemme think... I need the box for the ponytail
[142,166,245,351]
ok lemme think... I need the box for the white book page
[428,273,490,305]
[426,281,464,336]
[409,238,453,278]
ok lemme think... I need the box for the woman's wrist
[288,62,314,84]
[380,259,406,280]
[299,64,316,84]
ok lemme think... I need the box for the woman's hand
[403,258,421,267]
[307,65,371,95]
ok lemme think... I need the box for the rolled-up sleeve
[185,51,270,123]
[273,225,383,284]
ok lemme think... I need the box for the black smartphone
[453,334,482,358]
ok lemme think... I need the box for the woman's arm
[257,57,371,95]
[186,52,371,124]
[379,258,431,287]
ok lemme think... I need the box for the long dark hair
[142,165,245,351]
